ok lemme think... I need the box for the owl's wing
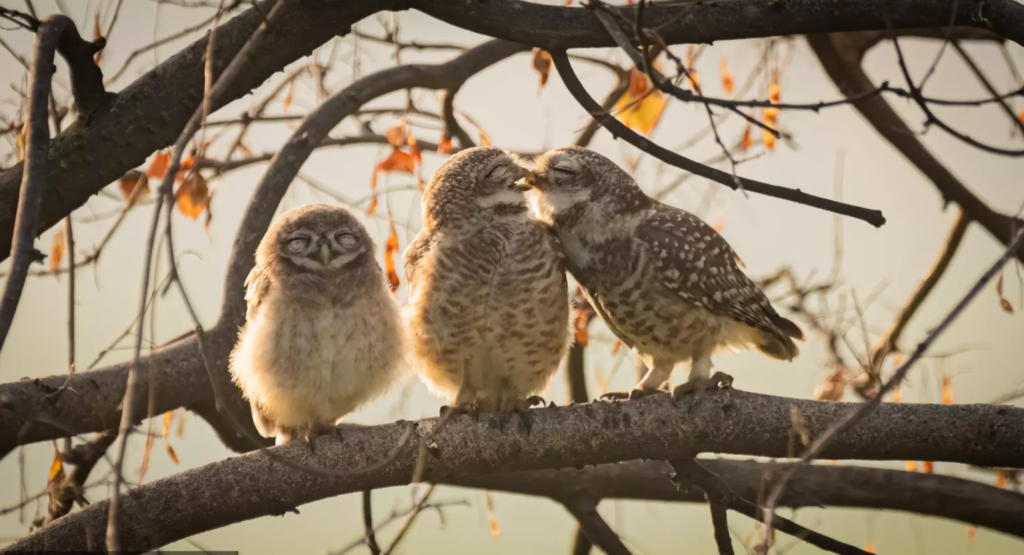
[403,230,434,290]
[636,205,801,358]
[243,262,273,322]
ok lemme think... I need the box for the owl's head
[262,204,373,274]
[529,146,650,224]
[421,147,531,229]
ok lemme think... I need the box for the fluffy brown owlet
[529,147,803,400]
[404,147,571,427]
[229,204,403,445]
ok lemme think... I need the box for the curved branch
[560,497,632,555]
[440,87,475,149]
[551,51,887,227]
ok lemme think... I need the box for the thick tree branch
[551,51,888,227]
[560,497,632,555]
[5,391,1024,552]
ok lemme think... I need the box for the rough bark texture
[5,391,1024,552]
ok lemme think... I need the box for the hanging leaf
[384,220,400,294]
[712,218,726,234]
[996,273,1014,314]
[386,122,409,147]
[146,151,170,179]
[614,87,667,136]
[408,136,423,165]
[176,410,187,437]
[370,148,418,209]
[119,171,150,206]
[864,543,876,554]
[941,375,954,405]
[762,115,777,151]
[48,442,64,484]
[628,67,649,99]
[531,48,553,87]
[813,370,846,401]
[573,308,589,346]
[967,525,977,543]
[740,122,753,152]
[50,227,66,273]
[175,156,196,183]
[366,196,379,216]
[923,461,934,473]
[611,339,623,356]
[485,491,500,540]
[478,127,493,147]
[686,69,701,92]
[438,132,453,155]
[994,469,1010,489]
[904,460,917,472]
[720,58,734,94]
[162,411,180,465]
[283,80,295,114]
[892,384,902,403]
[176,173,210,220]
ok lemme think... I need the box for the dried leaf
[176,173,210,220]
[366,196,379,216]
[48,442,64,483]
[828,460,839,466]
[905,460,917,472]
[478,127,492,147]
[628,67,649,99]
[615,86,667,136]
[438,133,453,154]
[712,219,726,234]
[573,309,589,346]
[531,48,553,87]
[385,221,400,294]
[137,429,155,482]
[762,116,776,151]
[163,411,180,464]
[686,69,701,91]
[892,385,902,403]
[146,151,170,179]
[740,122,753,152]
[485,491,500,540]
[923,461,934,473]
[864,542,876,554]
[376,148,417,175]
[118,171,150,206]
[93,12,103,64]
[720,58,734,94]
[283,80,295,114]
[176,410,187,437]
[995,469,1010,489]
[941,375,954,405]
[1019,106,1024,124]
[408,135,422,164]
[967,525,977,543]
[611,339,623,356]
[813,370,846,401]
[50,227,65,273]
[386,122,408,147]
[996,273,1014,314]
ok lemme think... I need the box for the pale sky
[1,1,1022,553]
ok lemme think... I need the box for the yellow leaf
[615,87,667,136]
[531,48,553,87]
[720,58,734,94]
[941,375,954,405]
[386,123,408,147]
[283,80,294,114]
[176,173,210,220]
[864,542,876,554]
[50,227,65,273]
[163,411,180,465]
[687,69,701,92]
[573,308,589,346]
[384,221,400,294]
[892,385,902,403]
[478,127,492,147]
[485,491,500,540]
[366,196,379,217]
[48,442,64,483]
[905,460,917,472]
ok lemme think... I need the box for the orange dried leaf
[146,151,170,179]
[1019,106,1024,124]
[176,173,210,220]
[573,309,589,346]
[941,375,954,405]
[628,67,648,98]
[438,133,453,154]
[864,542,876,554]
[995,470,1010,489]
[768,82,781,105]
[740,123,753,152]
[996,273,1014,314]
[176,410,186,437]
[712,219,726,234]
[685,44,697,67]
[531,48,553,87]
[366,196,379,216]
[409,136,423,166]
[923,461,934,473]
[905,460,917,472]
[50,227,65,272]
[163,411,180,465]
[813,370,846,401]
[485,491,500,540]
[720,59,734,94]
[377,148,417,174]
[48,442,64,483]
[967,525,977,543]
[615,87,667,136]
[385,221,400,294]
[828,460,839,466]
[283,80,295,114]
[478,127,492,147]
[386,123,408,147]
[687,69,701,92]
[611,339,623,355]
[892,385,902,403]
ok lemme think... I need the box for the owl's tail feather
[771,314,805,340]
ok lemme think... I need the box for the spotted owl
[404,147,571,425]
[229,204,404,445]
[529,146,803,400]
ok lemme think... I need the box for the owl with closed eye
[229,204,403,445]
[404,147,571,428]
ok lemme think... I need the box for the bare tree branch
[561,497,632,555]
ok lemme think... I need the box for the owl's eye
[550,164,578,176]
[285,237,308,252]
[484,164,505,181]
[335,232,357,248]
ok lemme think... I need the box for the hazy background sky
[1,1,1023,553]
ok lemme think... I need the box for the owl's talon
[525,395,545,408]
[628,388,660,400]
[671,372,734,403]
[514,405,534,434]
[440,404,480,421]
[599,391,630,401]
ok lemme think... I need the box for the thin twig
[362,491,382,555]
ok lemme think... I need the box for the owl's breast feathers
[636,205,802,359]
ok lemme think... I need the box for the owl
[404,147,571,428]
[229,204,404,445]
[528,147,803,400]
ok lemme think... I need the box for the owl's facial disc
[476,157,530,209]
[530,152,590,214]
[280,228,365,271]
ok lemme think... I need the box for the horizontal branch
[3,0,1023,261]
[5,389,1024,552]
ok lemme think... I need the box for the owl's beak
[319,243,333,266]
[514,171,536,192]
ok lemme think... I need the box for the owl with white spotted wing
[528,146,803,400]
